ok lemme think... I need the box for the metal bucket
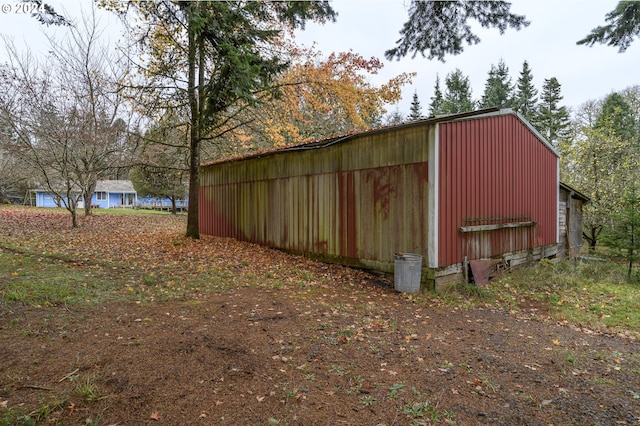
[394,253,423,293]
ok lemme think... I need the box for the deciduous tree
[105,1,336,238]
[129,115,188,215]
[564,93,640,251]
[237,50,412,150]
[0,7,130,226]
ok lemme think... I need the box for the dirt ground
[1,209,639,425]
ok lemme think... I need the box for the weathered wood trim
[458,221,536,233]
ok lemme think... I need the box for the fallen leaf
[150,412,160,420]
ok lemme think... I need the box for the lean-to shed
[558,182,589,258]
[200,108,559,289]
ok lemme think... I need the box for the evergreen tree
[513,60,538,121]
[578,1,640,53]
[428,74,444,116]
[603,185,640,280]
[386,1,529,61]
[106,1,336,238]
[385,108,405,126]
[408,91,423,120]
[479,59,513,109]
[441,69,475,114]
[534,77,571,147]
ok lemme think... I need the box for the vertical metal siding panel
[436,115,558,267]
[202,123,537,271]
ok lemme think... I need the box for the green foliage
[385,1,529,61]
[402,400,440,421]
[534,77,571,147]
[479,59,513,109]
[602,185,640,280]
[513,60,538,121]
[428,74,444,116]
[489,260,640,335]
[107,1,336,239]
[75,377,101,403]
[129,114,188,214]
[440,69,475,114]
[408,91,423,120]
[577,1,640,52]
[563,89,640,250]
[595,92,637,143]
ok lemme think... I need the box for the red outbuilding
[199,108,560,289]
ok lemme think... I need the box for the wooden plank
[459,221,536,233]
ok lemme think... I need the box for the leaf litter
[0,207,639,425]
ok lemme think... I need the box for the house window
[96,192,107,201]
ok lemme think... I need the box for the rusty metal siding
[437,115,557,267]
[200,126,432,269]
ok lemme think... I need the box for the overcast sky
[1,0,638,117]
[294,0,640,116]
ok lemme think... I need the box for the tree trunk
[170,196,177,215]
[185,4,200,239]
[83,183,96,216]
[71,208,78,228]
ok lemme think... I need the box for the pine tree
[441,69,475,114]
[408,91,423,120]
[534,77,571,147]
[513,60,538,121]
[386,1,529,61]
[428,75,444,116]
[578,1,640,53]
[385,108,405,125]
[479,59,513,109]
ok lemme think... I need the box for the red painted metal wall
[199,125,431,273]
[437,115,557,267]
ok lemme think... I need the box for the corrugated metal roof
[559,182,590,202]
[201,108,558,169]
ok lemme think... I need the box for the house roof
[95,180,136,193]
[32,180,136,194]
[201,107,558,168]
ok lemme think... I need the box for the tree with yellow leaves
[229,50,413,151]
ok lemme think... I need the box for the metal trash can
[394,253,423,293]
